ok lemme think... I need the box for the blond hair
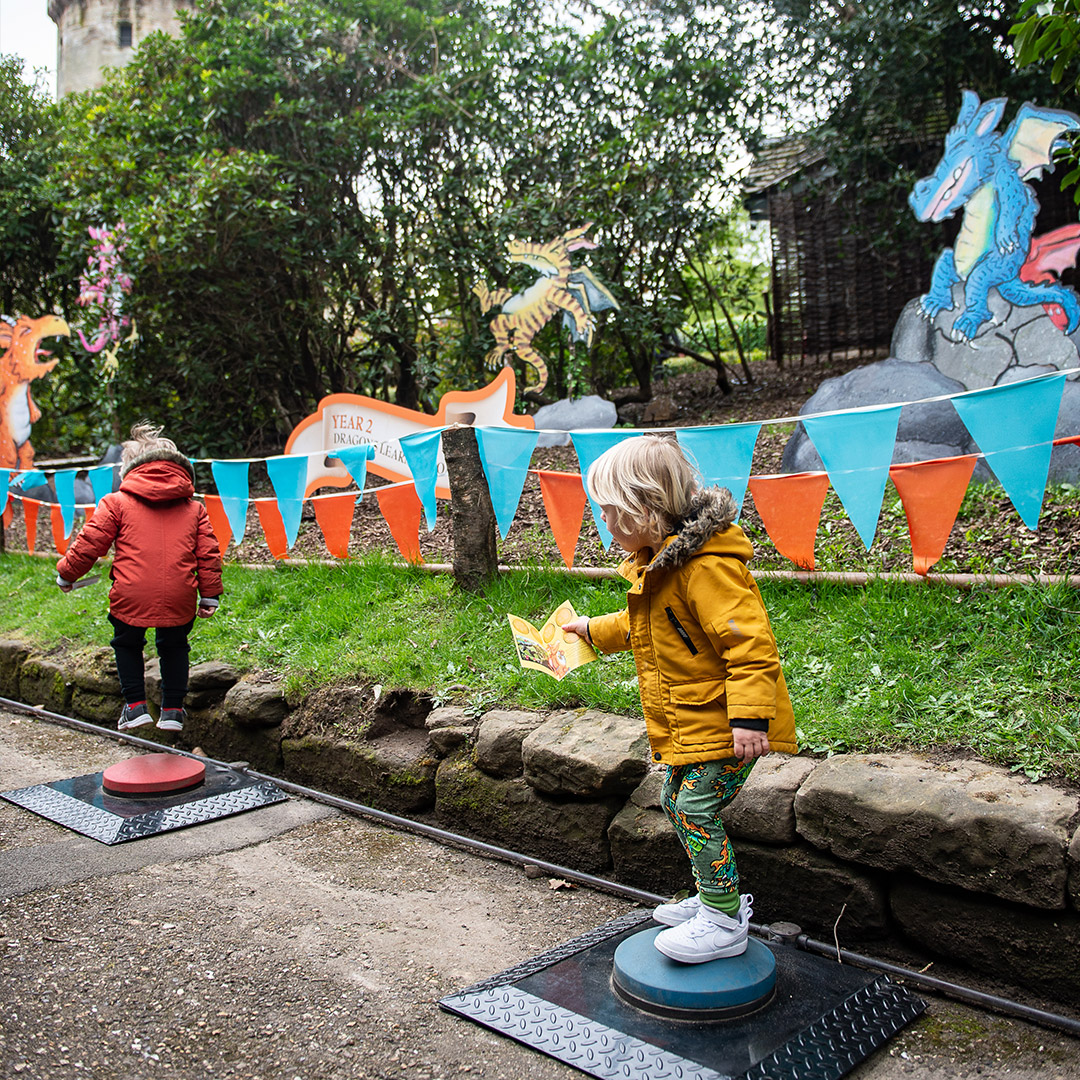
[586,434,700,542]
[121,421,178,468]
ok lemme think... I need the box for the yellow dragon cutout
[474,224,620,394]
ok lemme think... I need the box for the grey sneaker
[652,893,702,927]
[157,708,186,732]
[118,703,153,731]
[654,894,753,963]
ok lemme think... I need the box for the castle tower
[48,0,195,97]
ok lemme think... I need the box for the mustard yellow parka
[588,488,797,766]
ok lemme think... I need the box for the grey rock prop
[531,395,617,447]
[783,287,1080,482]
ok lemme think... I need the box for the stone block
[725,754,818,845]
[0,639,31,697]
[736,841,890,941]
[67,647,121,696]
[891,878,1080,1007]
[608,803,692,896]
[474,708,546,778]
[67,654,124,724]
[1070,827,1080,912]
[795,754,1077,909]
[224,678,291,728]
[187,660,241,708]
[522,709,649,798]
[19,656,72,714]
[282,726,436,814]
[181,706,284,775]
[426,707,475,757]
[434,756,619,872]
[628,767,666,809]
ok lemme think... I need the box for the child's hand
[56,574,73,593]
[560,616,591,643]
[732,727,770,764]
[197,604,217,618]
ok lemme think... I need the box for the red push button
[102,753,206,796]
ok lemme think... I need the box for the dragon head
[909,91,1006,224]
[505,224,597,276]
[1,314,70,380]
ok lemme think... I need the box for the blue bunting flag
[399,429,444,532]
[950,373,1066,530]
[802,405,902,549]
[475,427,540,540]
[53,469,77,539]
[334,444,376,496]
[210,460,250,544]
[569,431,640,548]
[266,455,308,550]
[87,464,116,505]
[676,423,761,519]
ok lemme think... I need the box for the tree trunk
[442,425,499,591]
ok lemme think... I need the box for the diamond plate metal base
[440,912,925,1080]
[2,760,288,844]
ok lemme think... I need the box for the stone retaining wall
[3,639,1078,1006]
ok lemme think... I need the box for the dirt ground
[2,708,1079,1080]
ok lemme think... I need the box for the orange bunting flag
[376,484,424,564]
[2,495,13,531]
[255,499,290,560]
[889,455,978,575]
[23,499,39,553]
[748,472,830,571]
[83,505,95,528]
[536,470,588,569]
[313,492,357,559]
[50,506,70,556]
[202,494,233,555]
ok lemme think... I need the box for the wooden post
[441,424,499,591]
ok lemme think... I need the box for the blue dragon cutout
[909,90,1080,342]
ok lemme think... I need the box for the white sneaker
[652,893,702,927]
[653,894,752,963]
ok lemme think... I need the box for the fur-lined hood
[645,486,743,573]
[120,446,195,482]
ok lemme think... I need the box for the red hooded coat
[57,450,222,627]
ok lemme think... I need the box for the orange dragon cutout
[473,224,620,395]
[1,314,69,471]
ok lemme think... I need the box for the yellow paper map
[507,601,598,681]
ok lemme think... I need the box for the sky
[0,0,58,97]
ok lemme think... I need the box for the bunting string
[2,371,1076,574]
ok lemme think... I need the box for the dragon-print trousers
[661,758,755,902]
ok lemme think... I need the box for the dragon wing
[561,269,621,342]
[1005,101,1080,180]
[569,268,621,313]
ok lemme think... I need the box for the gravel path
[1,709,1077,1080]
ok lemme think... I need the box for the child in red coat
[57,423,223,733]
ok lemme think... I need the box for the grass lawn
[1,551,1077,785]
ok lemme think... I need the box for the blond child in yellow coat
[563,435,796,963]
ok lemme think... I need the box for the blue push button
[612,926,777,1021]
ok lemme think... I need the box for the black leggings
[108,614,195,710]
